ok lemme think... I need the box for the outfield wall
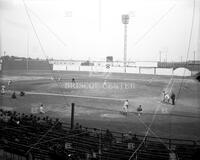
[156,68,173,75]
[52,64,192,76]
[80,66,92,71]
[92,66,107,72]
[53,65,66,71]
[109,67,124,73]
[67,65,80,71]
[126,67,140,74]
[140,68,155,75]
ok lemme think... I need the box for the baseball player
[137,105,143,117]
[122,100,129,115]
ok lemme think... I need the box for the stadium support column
[122,15,129,73]
[71,103,75,130]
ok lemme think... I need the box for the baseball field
[0,70,199,141]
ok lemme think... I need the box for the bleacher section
[0,109,199,160]
[1,56,52,71]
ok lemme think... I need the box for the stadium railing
[0,109,199,160]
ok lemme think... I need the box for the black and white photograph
[0,0,200,159]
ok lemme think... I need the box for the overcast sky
[0,0,200,61]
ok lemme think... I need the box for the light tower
[122,14,129,73]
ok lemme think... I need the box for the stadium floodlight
[122,14,129,24]
[122,14,129,73]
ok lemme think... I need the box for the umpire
[170,92,176,105]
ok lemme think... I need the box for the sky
[0,0,200,62]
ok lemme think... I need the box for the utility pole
[99,128,102,160]
[193,51,195,64]
[0,19,2,58]
[159,51,162,62]
[122,14,129,73]
[70,103,75,130]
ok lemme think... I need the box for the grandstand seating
[0,109,199,160]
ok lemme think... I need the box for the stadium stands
[0,109,199,160]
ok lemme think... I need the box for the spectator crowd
[0,108,200,160]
